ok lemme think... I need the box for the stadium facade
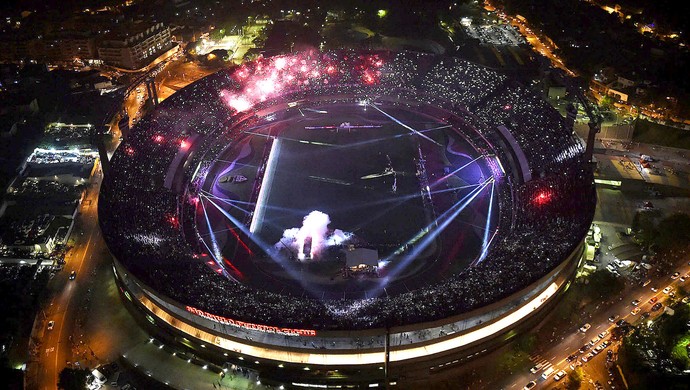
[100,51,596,387]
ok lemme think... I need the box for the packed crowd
[99,50,595,330]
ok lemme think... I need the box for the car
[541,367,555,380]
[581,352,594,362]
[631,307,641,315]
[651,302,663,311]
[680,274,688,282]
[579,344,592,353]
[529,363,543,373]
[651,286,659,292]
[580,323,591,332]
[47,321,54,330]
[663,286,672,294]
[523,381,537,390]
[671,272,680,279]
[643,201,654,209]
[631,299,640,306]
[649,297,658,304]
[69,271,76,280]
[554,370,567,381]
[642,279,652,286]
[589,336,601,346]
[616,319,629,327]
[598,330,609,339]
[641,311,651,319]
[682,297,690,304]
[608,315,620,323]
[566,354,578,362]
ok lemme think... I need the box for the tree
[58,368,89,390]
[600,95,615,110]
[632,210,659,249]
[496,350,530,373]
[655,213,690,251]
[514,333,538,354]
[586,270,624,300]
[566,367,583,390]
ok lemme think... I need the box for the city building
[97,22,173,69]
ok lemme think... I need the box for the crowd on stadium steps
[99,50,595,330]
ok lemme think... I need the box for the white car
[598,330,609,339]
[529,363,543,373]
[663,286,672,294]
[47,321,55,330]
[579,323,591,332]
[554,370,567,381]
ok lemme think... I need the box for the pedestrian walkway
[122,342,271,390]
[528,353,552,372]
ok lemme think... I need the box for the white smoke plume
[276,210,352,260]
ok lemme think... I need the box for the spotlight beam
[202,193,296,261]
[475,181,496,265]
[383,177,494,280]
[199,196,235,281]
[201,193,323,296]
[200,190,299,214]
[430,155,484,188]
[367,103,442,146]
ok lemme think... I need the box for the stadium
[99,51,596,386]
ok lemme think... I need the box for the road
[28,165,104,389]
[510,261,690,390]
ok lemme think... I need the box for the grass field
[633,119,690,150]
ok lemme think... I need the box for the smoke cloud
[276,210,352,260]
